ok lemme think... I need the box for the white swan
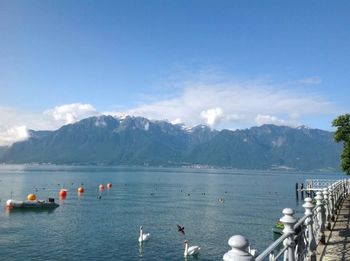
[138,226,150,243]
[184,240,200,257]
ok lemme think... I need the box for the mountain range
[0,115,342,171]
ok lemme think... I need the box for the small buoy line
[2,184,227,210]
[3,184,203,257]
[2,184,234,258]
[4,182,114,209]
[57,182,113,198]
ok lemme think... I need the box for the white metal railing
[305,179,339,190]
[223,179,349,261]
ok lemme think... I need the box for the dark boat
[6,198,59,209]
[272,221,284,235]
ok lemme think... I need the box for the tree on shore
[332,114,350,175]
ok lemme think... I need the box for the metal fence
[223,179,349,261]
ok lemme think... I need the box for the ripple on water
[0,166,343,260]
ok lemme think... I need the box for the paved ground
[317,195,350,261]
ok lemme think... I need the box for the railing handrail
[255,232,291,261]
[255,204,322,260]
[224,178,349,261]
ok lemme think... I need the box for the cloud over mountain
[255,114,294,127]
[0,115,341,171]
[0,75,340,145]
[0,104,98,145]
[48,103,98,124]
[0,125,29,146]
[200,108,223,126]
[119,77,338,129]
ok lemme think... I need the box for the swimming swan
[138,226,150,243]
[184,240,200,257]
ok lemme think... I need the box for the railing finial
[223,235,255,261]
[315,191,326,244]
[280,208,297,261]
[303,197,316,260]
[322,188,331,230]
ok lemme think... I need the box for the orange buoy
[99,184,105,190]
[27,194,37,201]
[77,187,84,193]
[59,189,67,197]
[107,183,112,189]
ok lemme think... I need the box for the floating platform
[6,198,59,209]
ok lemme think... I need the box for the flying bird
[177,224,185,235]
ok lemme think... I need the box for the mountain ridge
[0,115,342,171]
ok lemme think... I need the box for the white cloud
[115,77,338,129]
[200,108,223,126]
[0,106,56,131]
[0,74,341,145]
[49,103,98,124]
[102,111,127,119]
[0,106,56,146]
[171,118,182,124]
[255,114,297,127]
[0,126,30,146]
[0,103,98,146]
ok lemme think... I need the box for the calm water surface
[0,165,343,260]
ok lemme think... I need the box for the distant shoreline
[0,163,342,175]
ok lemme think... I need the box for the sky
[0,0,350,145]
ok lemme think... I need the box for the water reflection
[59,197,66,204]
[138,243,143,257]
[5,207,57,215]
[183,256,201,260]
[0,166,344,261]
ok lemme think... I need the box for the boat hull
[6,199,59,209]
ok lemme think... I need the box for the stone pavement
[317,195,350,261]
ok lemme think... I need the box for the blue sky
[0,1,350,144]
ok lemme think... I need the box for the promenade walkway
[317,195,350,261]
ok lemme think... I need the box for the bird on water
[138,226,150,243]
[184,240,200,257]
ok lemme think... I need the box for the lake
[0,165,343,260]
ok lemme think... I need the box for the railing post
[336,182,341,210]
[303,198,316,260]
[336,181,341,208]
[323,188,331,230]
[341,180,345,202]
[315,191,325,244]
[328,186,335,221]
[344,179,347,195]
[334,182,339,210]
[334,183,338,214]
[280,208,297,261]
[223,235,255,261]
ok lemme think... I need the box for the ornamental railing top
[305,179,340,190]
